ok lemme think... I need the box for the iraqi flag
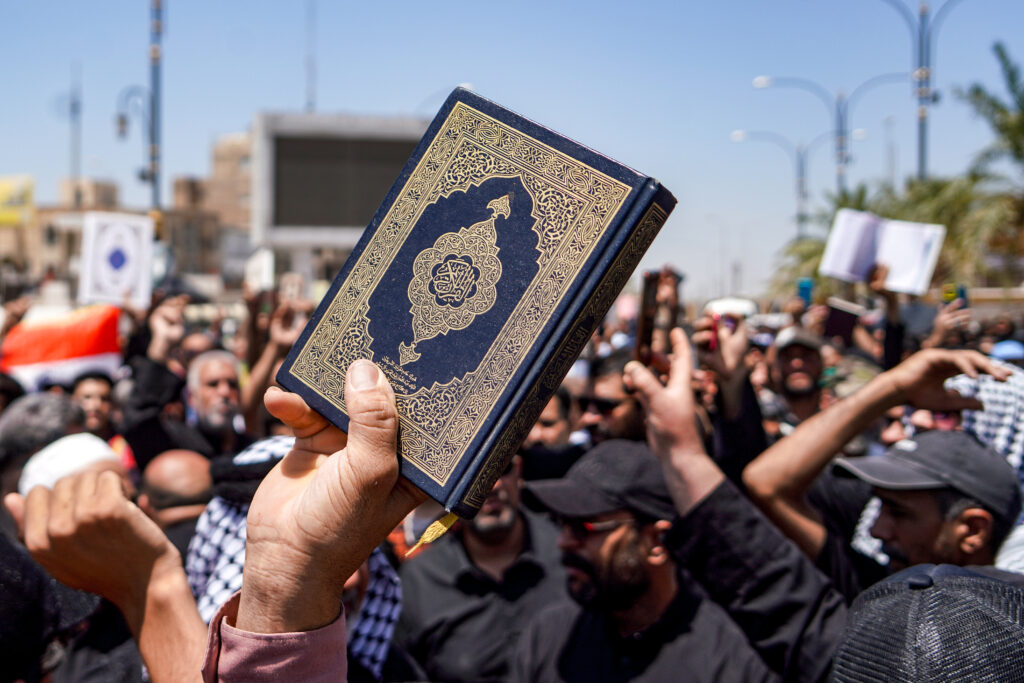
[0,305,122,392]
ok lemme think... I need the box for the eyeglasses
[554,515,634,541]
[577,395,625,415]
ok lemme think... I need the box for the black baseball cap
[834,430,1022,527]
[521,439,677,521]
[832,564,1024,681]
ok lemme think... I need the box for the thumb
[3,492,25,534]
[625,360,663,411]
[344,360,399,478]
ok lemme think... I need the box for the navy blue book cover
[277,88,675,516]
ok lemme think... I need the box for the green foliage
[770,177,1016,296]
[771,43,1024,297]
[956,42,1024,182]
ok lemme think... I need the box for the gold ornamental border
[287,102,631,486]
[462,201,671,509]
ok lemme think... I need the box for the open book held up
[819,208,945,296]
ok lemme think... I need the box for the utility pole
[150,0,162,211]
[70,64,82,209]
[877,0,968,180]
[306,0,317,113]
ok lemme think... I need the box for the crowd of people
[2,266,1024,682]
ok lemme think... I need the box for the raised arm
[625,328,846,681]
[5,471,206,683]
[741,348,1009,560]
[6,359,427,682]
[237,360,427,633]
[241,300,308,435]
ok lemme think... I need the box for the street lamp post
[115,0,162,212]
[876,0,968,181]
[731,129,834,240]
[753,73,907,196]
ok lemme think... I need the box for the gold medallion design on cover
[399,194,509,365]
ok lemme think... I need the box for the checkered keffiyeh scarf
[946,363,1024,475]
[185,435,401,679]
[948,361,1024,560]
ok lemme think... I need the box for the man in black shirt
[516,440,782,682]
[122,296,253,468]
[395,456,566,682]
[743,347,1017,599]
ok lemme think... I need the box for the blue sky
[2,0,1022,300]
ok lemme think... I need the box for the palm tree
[958,43,1024,184]
[956,42,1024,285]
[877,175,1016,286]
[769,183,874,297]
[770,176,1016,296]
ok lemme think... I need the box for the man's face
[193,359,240,431]
[465,458,522,542]
[524,397,570,449]
[870,488,961,571]
[72,378,113,435]
[557,510,651,612]
[578,373,645,444]
[773,345,822,397]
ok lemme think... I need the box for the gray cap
[835,430,1022,528]
[774,325,823,352]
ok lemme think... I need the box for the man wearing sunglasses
[577,348,647,445]
[516,439,777,681]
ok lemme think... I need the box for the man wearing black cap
[744,346,1018,598]
[834,430,1022,572]
[515,439,780,681]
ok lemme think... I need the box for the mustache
[561,552,596,576]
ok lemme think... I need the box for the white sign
[78,212,154,310]
[819,209,945,296]
[244,247,275,293]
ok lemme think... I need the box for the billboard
[252,113,428,249]
[0,175,35,226]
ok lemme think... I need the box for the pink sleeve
[202,593,347,682]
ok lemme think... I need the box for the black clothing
[52,601,142,683]
[347,645,427,683]
[667,480,847,682]
[807,467,887,602]
[520,442,588,481]
[396,511,566,683]
[0,534,99,682]
[515,480,847,682]
[882,319,905,370]
[711,376,769,487]
[121,357,252,469]
[513,578,778,682]
[163,518,199,559]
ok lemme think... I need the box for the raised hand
[147,294,189,364]
[237,360,427,633]
[4,470,182,633]
[922,298,971,348]
[691,315,748,382]
[885,348,1010,413]
[625,328,724,514]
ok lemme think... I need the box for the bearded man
[515,440,779,682]
[395,455,566,683]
